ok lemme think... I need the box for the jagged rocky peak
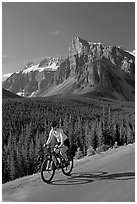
[38,56,63,68]
[69,36,107,53]
[69,37,106,75]
[69,36,90,56]
[69,36,108,65]
[69,36,135,66]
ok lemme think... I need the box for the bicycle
[41,145,73,183]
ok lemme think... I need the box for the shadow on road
[50,171,135,186]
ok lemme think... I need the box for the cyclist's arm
[46,128,54,145]
[58,130,64,147]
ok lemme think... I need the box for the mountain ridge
[2,36,135,101]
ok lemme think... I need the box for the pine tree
[90,120,98,150]
[7,132,15,180]
[102,107,105,131]
[77,116,85,155]
[73,116,84,157]
[119,119,127,145]
[84,120,91,149]
[126,122,134,144]
[29,138,36,174]
[24,123,32,175]
[9,150,16,180]
[34,129,45,172]
[115,124,120,145]
[111,121,117,145]
[2,146,10,183]
[96,120,104,147]
[62,115,68,133]
[16,125,26,177]
[67,114,74,145]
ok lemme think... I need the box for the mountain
[40,37,135,101]
[2,36,135,101]
[2,88,22,99]
[2,57,63,97]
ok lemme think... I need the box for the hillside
[2,88,22,99]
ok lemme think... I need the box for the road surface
[2,144,135,202]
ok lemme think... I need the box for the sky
[2,2,135,80]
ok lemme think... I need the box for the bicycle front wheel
[62,156,73,176]
[41,158,55,183]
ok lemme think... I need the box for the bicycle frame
[46,147,64,168]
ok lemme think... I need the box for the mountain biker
[44,120,70,166]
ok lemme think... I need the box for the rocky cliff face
[44,36,134,100]
[71,37,134,99]
[2,36,135,100]
[68,37,134,85]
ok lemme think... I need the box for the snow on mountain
[123,49,135,57]
[117,46,135,57]
[45,61,60,70]
[22,64,39,74]
[2,73,13,81]
[132,50,135,56]
[2,72,20,81]
[22,62,60,74]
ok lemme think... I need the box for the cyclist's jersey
[46,128,68,145]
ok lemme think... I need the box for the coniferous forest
[2,95,135,183]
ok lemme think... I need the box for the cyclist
[44,120,70,166]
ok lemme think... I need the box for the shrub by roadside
[75,147,84,159]
[87,146,95,156]
[95,144,110,154]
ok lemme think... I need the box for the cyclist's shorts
[64,138,70,148]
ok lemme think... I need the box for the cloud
[54,30,60,35]
[2,55,16,59]
[2,55,9,58]
[49,30,61,36]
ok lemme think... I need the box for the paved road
[3,144,135,202]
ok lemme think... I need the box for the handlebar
[54,145,63,149]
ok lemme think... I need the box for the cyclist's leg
[53,147,60,167]
[62,138,70,161]
[60,145,68,161]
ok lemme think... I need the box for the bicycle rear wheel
[62,155,73,176]
[41,158,55,183]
